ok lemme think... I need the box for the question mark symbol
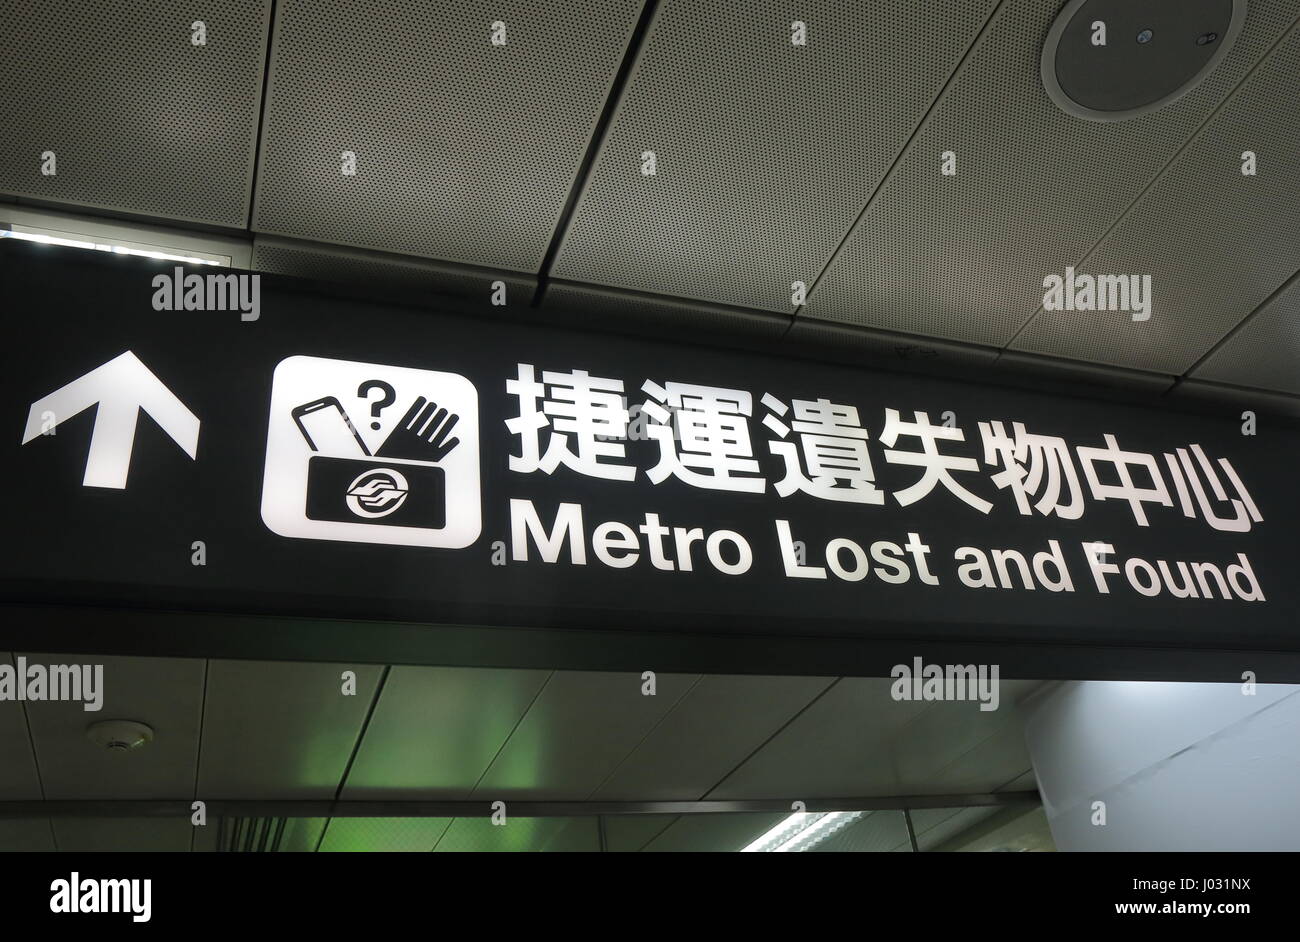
[358,380,396,431]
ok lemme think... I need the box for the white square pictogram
[261,355,480,548]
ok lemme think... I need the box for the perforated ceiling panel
[1191,273,1300,395]
[0,0,270,227]
[804,0,1300,348]
[550,0,999,312]
[1011,20,1300,373]
[253,1,644,272]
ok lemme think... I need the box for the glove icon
[376,396,461,462]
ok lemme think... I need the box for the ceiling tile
[318,816,451,852]
[253,0,645,270]
[23,654,204,800]
[808,0,1300,347]
[705,678,929,799]
[1191,271,1300,394]
[432,815,599,852]
[552,0,998,311]
[198,660,382,799]
[888,687,1037,793]
[471,670,698,800]
[1011,23,1300,372]
[641,811,784,851]
[341,665,550,799]
[604,813,676,852]
[0,0,270,226]
[591,674,832,800]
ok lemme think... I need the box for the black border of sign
[5,603,1300,682]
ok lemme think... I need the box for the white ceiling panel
[341,665,550,799]
[432,815,599,852]
[197,660,382,799]
[318,816,451,852]
[591,674,833,801]
[707,678,1039,799]
[640,812,784,852]
[23,653,204,800]
[0,0,270,227]
[704,678,929,799]
[806,0,1300,347]
[0,653,41,800]
[552,0,998,312]
[469,670,698,800]
[253,0,645,270]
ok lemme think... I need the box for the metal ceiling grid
[551,0,999,312]
[251,0,645,271]
[1191,272,1300,394]
[0,0,270,227]
[1011,21,1300,373]
[804,0,1300,348]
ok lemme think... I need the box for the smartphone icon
[292,397,370,456]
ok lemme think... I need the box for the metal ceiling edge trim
[539,278,793,337]
[0,793,1041,819]
[251,232,531,285]
[1165,377,1300,418]
[994,349,1177,391]
[1004,9,1300,352]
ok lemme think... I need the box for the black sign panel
[3,246,1298,676]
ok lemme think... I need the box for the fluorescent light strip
[740,810,868,853]
[0,228,224,266]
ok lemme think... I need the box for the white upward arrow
[21,350,200,489]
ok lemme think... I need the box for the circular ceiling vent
[1042,0,1246,121]
[86,719,154,752]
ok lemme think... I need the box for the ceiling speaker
[1042,0,1246,121]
